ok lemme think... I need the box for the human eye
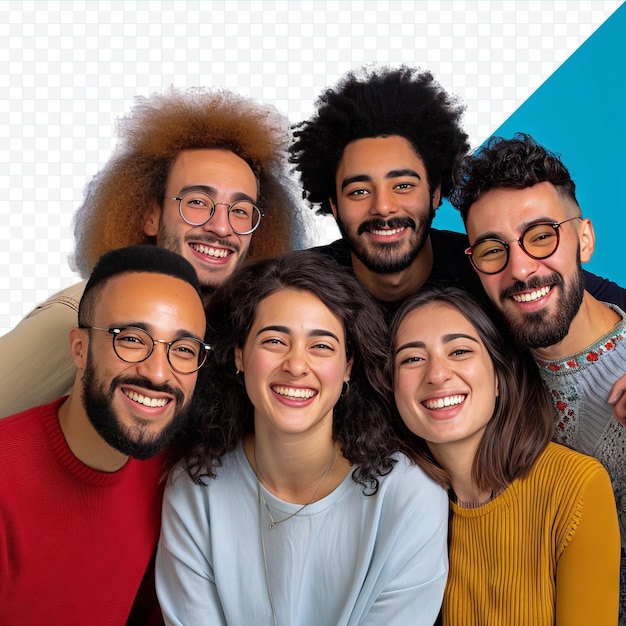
[393,181,415,192]
[171,339,201,360]
[396,351,425,367]
[311,341,336,353]
[115,328,150,350]
[183,193,212,209]
[230,202,253,218]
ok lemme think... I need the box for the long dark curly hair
[171,250,401,492]
[290,64,469,215]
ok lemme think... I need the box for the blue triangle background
[436,2,626,286]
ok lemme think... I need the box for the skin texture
[393,302,498,502]
[144,149,258,296]
[330,135,441,302]
[58,272,206,471]
[235,288,353,504]
[465,181,626,425]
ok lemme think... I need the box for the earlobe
[143,202,161,237]
[578,218,595,263]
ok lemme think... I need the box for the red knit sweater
[0,397,166,625]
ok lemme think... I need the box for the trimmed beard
[337,209,435,275]
[81,352,190,460]
[501,261,585,350]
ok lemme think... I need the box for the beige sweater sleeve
[0,280,86,418]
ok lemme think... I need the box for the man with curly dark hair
[291,65,624,316]
[1,87,305,417]
[451,133,626,623]
[290,65,482,308]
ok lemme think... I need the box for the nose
[282,345,309,377]
[507,241,540,282]
[202,203,233,237]
[371,188,398,217]
[425,354,453,386]
[136,342,174,384]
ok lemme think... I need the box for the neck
[428,439,492,505]
[58,385,129,473]
[244,432,350,504]
[350,237,434,303]
[532,292,622,361]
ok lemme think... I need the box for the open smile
[189,242,233,260]
[271,385,318,400]
[422,394,466,410]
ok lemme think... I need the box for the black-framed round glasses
[166,191,263,235]
[465,216,582,275]
[83,326,211,374]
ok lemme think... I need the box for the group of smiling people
[155,248,619,625]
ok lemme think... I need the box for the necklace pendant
[268,522,275,530]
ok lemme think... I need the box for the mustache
[500,272,563,300]
[185,234,240,253]
[110,374,185,405]
[357,217,416,235]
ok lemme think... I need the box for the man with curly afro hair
[290,65,483,310]
[1,87,305,417]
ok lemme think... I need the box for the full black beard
[501,264,585,350]
[338,210,434,275]
[81,355,189,460]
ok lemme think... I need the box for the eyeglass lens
[112,327,207,373]
[471,223,560,274]
[178,192,261,234]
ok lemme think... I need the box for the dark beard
[502,264,585,350]
[337,210,434,275]
[81,355,189,460]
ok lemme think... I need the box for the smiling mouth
[190,242,232,259]
[369,227,407,237]
[511,285,551,303]
[123,389,170,408]
[423,394,466,410]
[272,385,317,400]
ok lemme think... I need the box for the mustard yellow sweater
[443,442,620,626]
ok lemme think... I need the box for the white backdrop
[1,0,621,333]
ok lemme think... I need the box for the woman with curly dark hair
[390,286,620,626]
[157,250,448,626]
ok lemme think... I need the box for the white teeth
[191,243,230,258]
[370,227,405,237]
[273,386,316,399]
[424,395,465,410]
[123,390,168,408]
[512,285,551,303]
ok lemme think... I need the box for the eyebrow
[340,168,422,191]
[178,184,256,204]
[395,332,479,355]
[109,322,204,343]
[256,325,341,343]
[472,216,559,243]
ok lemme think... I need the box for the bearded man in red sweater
[0,245,208,625]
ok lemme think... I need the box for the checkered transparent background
[0,0,621,333]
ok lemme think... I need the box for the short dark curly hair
[290,65,469,215]
[450,133,579,221]
[171,249,401,492]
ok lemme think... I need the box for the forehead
[397,302,478,343]
[166,149,258,198]
[251,289,345,336]
[94,272,206,335]
[337,135,426,177]
[466,182,569,237]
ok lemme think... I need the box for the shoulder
[25,280,86,319]
[309,239,352,268]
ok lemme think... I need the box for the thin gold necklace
[255,445,336,529]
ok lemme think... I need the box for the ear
[329,197,339,221]
[234,346,244,372]
[494,374,499,399]
[143,201,161,237]
[578,217,595,264]
[344,356,353,382]
[69,327,88,370]
[431,184,442,209]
